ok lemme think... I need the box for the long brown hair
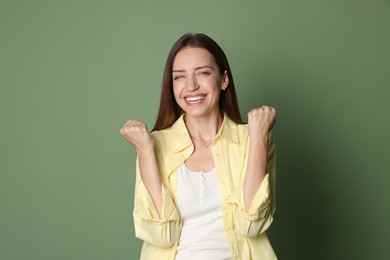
[152,33,243,131]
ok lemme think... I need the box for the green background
[1,0,389,259]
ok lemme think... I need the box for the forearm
[120,119,164,217]
[137,147,163,217]
[243,134,268,211]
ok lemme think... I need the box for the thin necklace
[190,135,214,149]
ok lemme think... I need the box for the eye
[197,70,211,77]
[173,75,184,80]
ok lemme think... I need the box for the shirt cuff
[239,173,272,220]
[135,180,180,222]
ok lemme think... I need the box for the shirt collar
[165,114,193,153]
[167,113,241,153]
[217,114,241,146]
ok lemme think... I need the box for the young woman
[120,33,277,260]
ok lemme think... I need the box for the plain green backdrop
[1,0,389,259]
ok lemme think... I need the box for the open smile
[184,94,206,104]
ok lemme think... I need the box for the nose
[186,75,199,92]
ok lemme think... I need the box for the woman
[120,33,277,260]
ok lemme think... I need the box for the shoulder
[150,127,170,140]
[150,115,192,154]
[224,117,275,148]
[150,127,174,151]
[221,117,249,146]
[150,118,184,143]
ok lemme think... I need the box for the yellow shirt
[133,114,277,260]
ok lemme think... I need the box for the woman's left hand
[248,106,277,142]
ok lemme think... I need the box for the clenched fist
[120,120,154,154]
[248,106,277,142]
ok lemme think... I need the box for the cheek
[172,85,182,101]
[211,78,223,92]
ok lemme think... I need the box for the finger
[262,105,275,111]
[123,120,145,129]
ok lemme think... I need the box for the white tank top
[175,163,232,260]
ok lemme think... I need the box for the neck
[184,112,223,144]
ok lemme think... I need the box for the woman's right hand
[120,120,154,155]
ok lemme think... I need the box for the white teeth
[186,96,204,102]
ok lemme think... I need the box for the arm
[229,106,277,238]
[120,120,180,248]
[244,106,276,210]
[235,132,276,238]
[120,119,163,216]
[136,144,163,217]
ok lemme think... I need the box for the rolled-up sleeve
[226,132,276,238]
[133,159,181,248]
[234,174,274,237]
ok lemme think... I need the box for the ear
[221,71,229,90]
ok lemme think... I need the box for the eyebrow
[172,65,213,73]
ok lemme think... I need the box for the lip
[183,94,207,105]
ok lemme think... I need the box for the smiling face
[172,47,228,118]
